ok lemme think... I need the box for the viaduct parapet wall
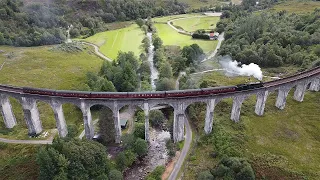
[0,69,319,143]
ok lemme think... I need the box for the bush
[108,169,123,180]
[146,166,165,180]
[197,170,214,180]
[212,157,255,180]
[149,110,166,128]
[192,33,210,40]
[133,138,148,157]
[133,123,145,140]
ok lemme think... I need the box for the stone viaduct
[0,67,319,143]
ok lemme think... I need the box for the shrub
[146,166,165,180]
[197,170,214,180]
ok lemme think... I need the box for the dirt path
[81,41,113,62]
[167,13,222,35]
[0,129,57,145]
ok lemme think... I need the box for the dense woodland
[0,0,187,46]
[217,2,320,68]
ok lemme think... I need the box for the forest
[217,3,320,68]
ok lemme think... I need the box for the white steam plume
[219,55,263,80]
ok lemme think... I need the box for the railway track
[0,67,319,98]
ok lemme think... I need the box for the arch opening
[62,103,83,139]
[36,100,56,138]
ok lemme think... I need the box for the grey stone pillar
[309,77,319,92]
[51,100,68,137]
[204,99,218,134]
[80,101,94,139]
[275,86,291,110]
[143,102,149,142]
[255,90,269,116]
[173,103,185,143]
[0,95,16,128]
[231,95,247,122]
[293,81,308,102]
[20,97,42,136]
[113,102,121,143]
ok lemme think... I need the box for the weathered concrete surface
[113,102,122,143]
[276,86,291,110]
[294,81,308,102]
[51,100,68,137]
[255,90,269,116]
[20,97,42,136]
[204,99,219,134]
[80,101,94,139]
[0,95,16,128]
[173,103,185,142]
[231,95,247,122]
[309,77,319,91]
[144,102,150,142]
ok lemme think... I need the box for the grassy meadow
[173,16,220,32]
[182,70,320,179]
[85,24,145,60]
[155,23,218,54]
[0,45,103,139]
[269,0,320,14]
[175,0,219,9]
[0,143,39,180]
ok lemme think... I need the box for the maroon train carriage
[56,90,91,98]
[127,91,166,99]
[0,84,23,93]
[201,86,236,95]
[91,92,127,99]
[166,89,202,98]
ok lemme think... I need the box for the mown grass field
[85,24,145,60]
[172,16,220,32]
[183,70,320,179]
[155,23,218,54]
[153,14,200,23]
[269,0,320,14]
[0,45,103,139]
[176,0,220,9]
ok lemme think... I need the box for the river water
[146,32,158,91]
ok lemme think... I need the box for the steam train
[20,82,264,99]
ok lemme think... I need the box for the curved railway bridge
[0,67,319,143]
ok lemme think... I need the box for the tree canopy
[36,138,111,180]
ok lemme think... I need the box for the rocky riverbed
[124,129,171,180]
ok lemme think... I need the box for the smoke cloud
[219,55,263,80]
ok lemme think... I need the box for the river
[146,32,158,91]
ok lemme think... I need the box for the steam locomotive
[21,82,264,99]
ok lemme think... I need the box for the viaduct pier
[0,67,319,143]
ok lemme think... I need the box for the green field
[182,71,320,179]
[153,14,200,23]
[269,0,320,14]
[85,24,145,60]
[155,23,218,54]
[172,16,220,32]
[0,45,103,139]
[176,0,220,9]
